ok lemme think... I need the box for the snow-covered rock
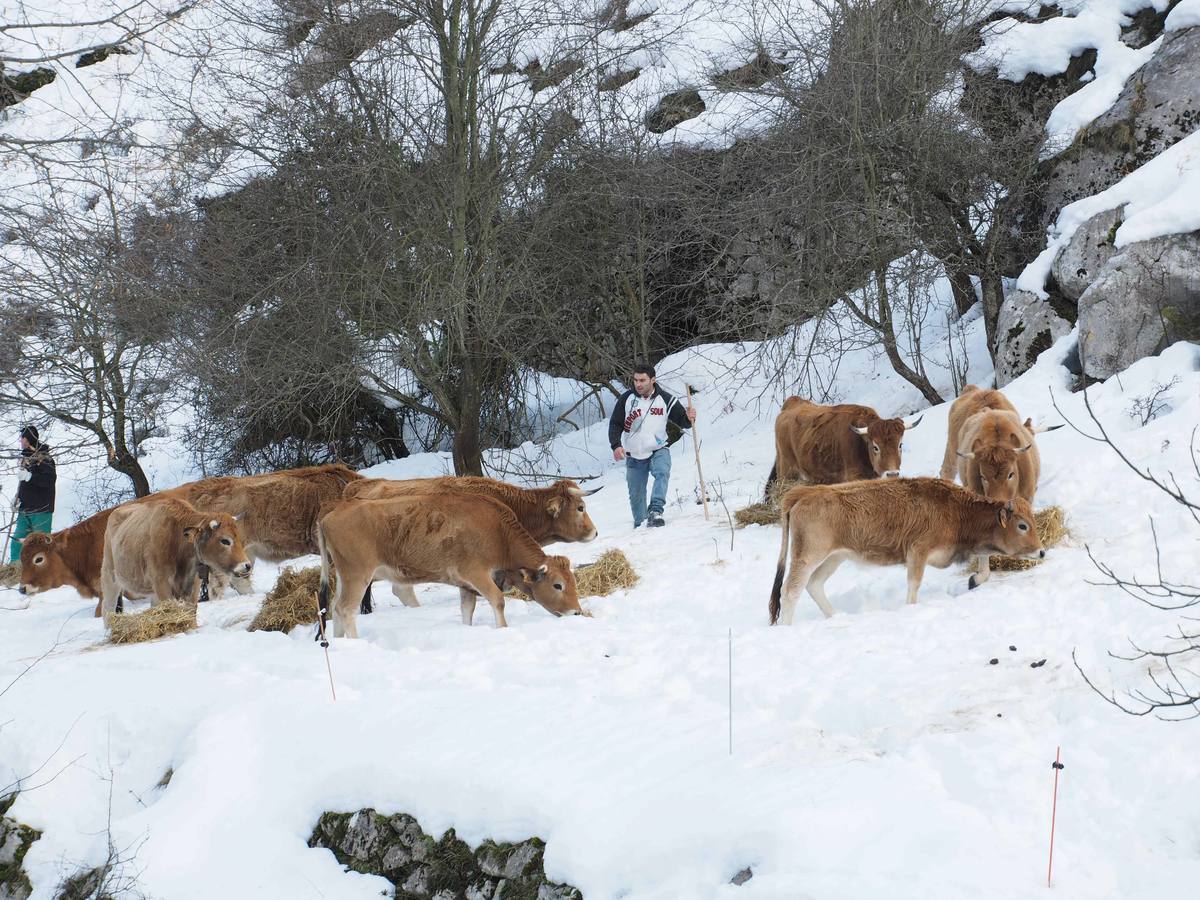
[1077,229,1200,379]
[1050,207,1123,301]
[1039,25,1200,231]
[993,288,1074,386]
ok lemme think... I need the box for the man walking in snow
[9,426,56,563]
[609,364,696,528]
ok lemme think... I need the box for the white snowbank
[1165,0,1200,29]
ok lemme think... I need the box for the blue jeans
[626,449,671,526]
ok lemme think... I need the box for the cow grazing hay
[0,562,19,588]
[107,600,197,644]
[974,506,1067,572]
[576,549,638,597]
[248,566,323,634]
[734,478,800,528]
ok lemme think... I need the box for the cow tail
[769,503,791,625]
[316,522,332,641]
[764,461,778,501]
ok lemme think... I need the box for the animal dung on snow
[248,566,324,634]
[107,600,197,644]
[574,549,638,597]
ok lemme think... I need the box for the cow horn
[12,536,23,545]
[538,563,548,574]
[851,424,869,435]
[232,511,246,522]
[209,519,219,530]
[956,450,975,460]
[904,415,923,430]
[1015,443,1033,454]
[581,486,603,497]
[1030,422,1065,435]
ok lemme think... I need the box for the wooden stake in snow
[1047,746,1064,887]
[314,591,337,702]
[687,386,710,521]
[728,627,733,756]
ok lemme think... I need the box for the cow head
[988,498,1044,560]
[16,531,69,596]
[958,441,1031,500]
[518,555,583,617]
[185,514,252,578]
[544,481,599,543]
[851,415,920,478]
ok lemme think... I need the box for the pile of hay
[974,506,1067,572]
[0,562,19,588]
[248,566,324,634]
[734,478,800,528]
[575,549,638,597]
[108,600,197,644]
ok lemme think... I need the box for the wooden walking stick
[687,386,710,521]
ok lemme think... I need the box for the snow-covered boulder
[994,288,1074,386]
[1051,207,1123,301]
[1076,229,1200,379]
[1039,26,1200,232]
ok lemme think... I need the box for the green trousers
[8,510,53,563]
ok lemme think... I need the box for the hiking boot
[647,512,665,527]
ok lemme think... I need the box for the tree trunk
[946,265,977,318]
[110,453,152,497]
[451,381,485,476]
[980,273,1005,357]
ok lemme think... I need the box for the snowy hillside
[4,295,1200,897]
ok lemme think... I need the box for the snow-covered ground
[4,302,1200,898]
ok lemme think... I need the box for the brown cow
[765,397,922,497]
[317,492,582,637]
[768,478,1044,625]
[17,464,360,613]
[939,385,1060,503]
[344,476,599,609]
[161,463,361,564]
[99,499,252,616]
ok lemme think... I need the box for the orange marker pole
[1047,746,1063,887]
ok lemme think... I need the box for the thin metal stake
[728,627,733,756]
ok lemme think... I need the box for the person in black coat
[9,425,56,563]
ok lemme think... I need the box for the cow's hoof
[968,574,979,590]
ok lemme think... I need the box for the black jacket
[17,444,56,513]
[608,387,693,451]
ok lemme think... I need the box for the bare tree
[0,164,178,497]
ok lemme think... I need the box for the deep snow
[4,305,1200,899]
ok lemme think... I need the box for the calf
[768,478,1044,624]
[344,476,599,609]
[766,397,921,497]
[99,499,252,616]
[317,492,582,637]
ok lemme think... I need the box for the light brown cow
[765,397,921,497]
[18,464,360,613]
[939,385,1059,503]
[768,477,1044,625]
[343,476,599,609]
[939,385,1060,587]
[99,499,252,616]
[317,492,582,637]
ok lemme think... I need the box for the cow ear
[1023,417,1034,430]
[545,497,563,517]
[998,501,1013,528]
[182,526,198,541]
[519,567,546,583]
